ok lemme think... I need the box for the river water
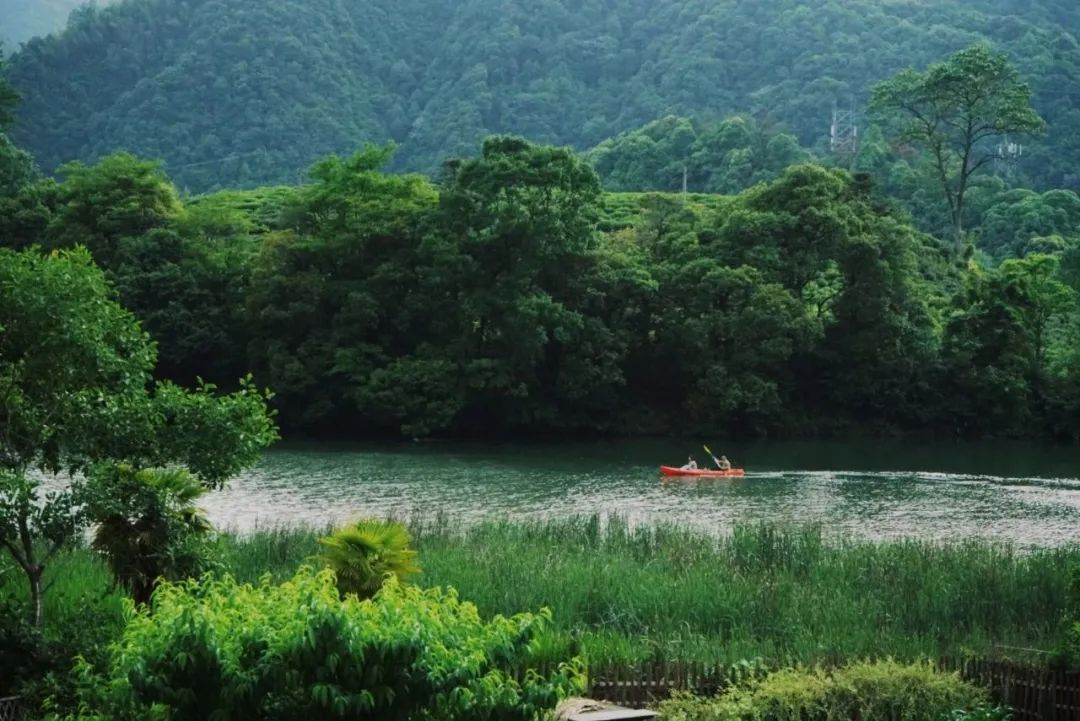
[198,439,1080,546]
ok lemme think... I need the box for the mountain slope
[9,0,1080,191]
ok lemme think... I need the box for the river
[198,439,1080,546]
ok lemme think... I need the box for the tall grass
[407,516,1075,664]
[4,516,1074,666]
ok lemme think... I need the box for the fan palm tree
[88,465,213,605]
[317,519,420,599]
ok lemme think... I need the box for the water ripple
[190,442,1080,546]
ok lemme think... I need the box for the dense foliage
[10,0,1080,191]
[3,517,1072,690]
[658,661,991,721]
[57,568,584,721]
[588,115,810,195]
[4,132,1080,440]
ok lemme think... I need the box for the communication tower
[830,101,859,166]
[994,134,1023,179]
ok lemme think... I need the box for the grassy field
[4,517,1075,666]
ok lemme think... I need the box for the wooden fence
[580,659,1080,720]
[0,697,24,721]
[941,658,1080,721]
[2,660,1078,720]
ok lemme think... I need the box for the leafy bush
[56,567,584,721]
[658,660,988,721]
[317,518,420,599]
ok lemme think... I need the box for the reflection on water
[197,439,1080,546]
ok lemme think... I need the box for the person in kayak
[680,456,698,470]
[717,455,732,471]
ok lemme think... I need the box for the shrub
[56,567,584,721]
[658,660,989,721]
[318,518,420,599]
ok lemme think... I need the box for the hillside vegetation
[9,0,1080,191]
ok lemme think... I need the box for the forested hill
[9,0,1080,192]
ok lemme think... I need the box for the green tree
[112,225,254,385]
[587,115,811,194]
[978,189,1080,259]
[0,247,276,626]
[317,519,420,599]
[942,254,1076,435]
[714,165,940,430]
[45,153,181,267]
[0,133,36,196]
[246,146,439,432]
[433,136,604,430]
[0,177,54,248]
[870,44,1045,251]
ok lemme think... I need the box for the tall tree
[870,44,1044,251]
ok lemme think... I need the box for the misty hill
[9,0,1080,192]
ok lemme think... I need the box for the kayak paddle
[703,444,723,470]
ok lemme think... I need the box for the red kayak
[660,465,745,477]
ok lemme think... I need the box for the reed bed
[4,516,1075,665]
[403,516,1075,664]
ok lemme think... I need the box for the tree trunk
[953,180,966,255]
[29,566,43,628]
[17,511,45,627]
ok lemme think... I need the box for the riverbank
[9,517,1074,668]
